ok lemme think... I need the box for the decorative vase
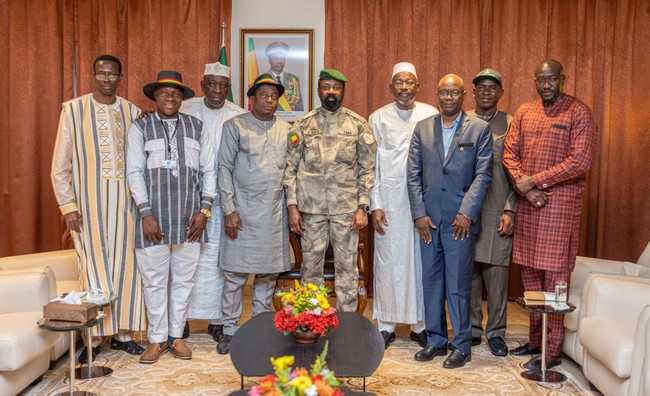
[290,329,321,344]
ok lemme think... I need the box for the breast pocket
[334,136,357,165]
[184,137,201,171]
[303,135,322,165]
[144,139,166,170]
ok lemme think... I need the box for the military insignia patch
[288,132,299,146]
[362,133,375,144]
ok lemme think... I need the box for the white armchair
[0,270,61,395]
[563,241,650,365]
[0,249,80,362]
[578,273,650,396]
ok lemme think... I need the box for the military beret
[319,68,348,83]
[265,41,289,58]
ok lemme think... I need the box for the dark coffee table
[230,312,384,391]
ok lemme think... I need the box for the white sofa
[0,269,61,396]
[563,241,650,365]
[579,273,650,396]
[0,249,80,363]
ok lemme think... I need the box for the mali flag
[247,38,260,110]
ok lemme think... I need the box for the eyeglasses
[475,85,500,94]
[156,90,183,99]
[205,82,229,91]
[94,73,120,82]
[393,80,416,89]
[535,76,559,85]
[258,92,279,101]
[438,90,463,99]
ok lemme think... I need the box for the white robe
[369,101,438,324]
[180,98,245,320]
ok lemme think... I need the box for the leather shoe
[510,342,541,356]
[77,346,100,364]
[381,331,396,349]
[140,342,168,364]
[410,330,427,348]
[169,339,192,360]
[523,355,562,370]
[208,324,224,343]
[488,336,508,356]
[414,346,447,362]
[217,334,232,355]
[182,322,190,339]
[443,348,471,369]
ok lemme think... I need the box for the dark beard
[320,94,343,112]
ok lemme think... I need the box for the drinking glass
[554,280,568,309]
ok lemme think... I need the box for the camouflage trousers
[301,212,359,312]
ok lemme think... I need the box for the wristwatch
[358,204,370,213]
[200,208,212,218]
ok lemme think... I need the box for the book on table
[523,291,555,305]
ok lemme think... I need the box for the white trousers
[377,319,426,334]
[135,243,200,343]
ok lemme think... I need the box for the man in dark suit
[407,74,493,368]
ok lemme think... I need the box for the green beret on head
[319,68,348,83]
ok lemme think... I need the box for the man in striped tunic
[126,70,216,364]
[51,54,146,362]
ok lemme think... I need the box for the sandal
[78,346,101,364]
[110,339,145,355]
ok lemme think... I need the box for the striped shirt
[126,112,216,248]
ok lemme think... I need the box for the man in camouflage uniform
[284,68,377,312]
[265,41,303,111]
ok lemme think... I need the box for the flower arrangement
[274,280,339,336]
[248,341,344,396]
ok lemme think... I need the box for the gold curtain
[0,0,232,256]
[325,0,650,261]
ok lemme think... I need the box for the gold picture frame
[240,28,314,122]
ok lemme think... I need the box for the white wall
[230,0,325,108]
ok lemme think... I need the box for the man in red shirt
[503,59,597,370]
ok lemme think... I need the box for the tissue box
[43,301,98,322]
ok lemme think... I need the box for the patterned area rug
[25,335,592,396]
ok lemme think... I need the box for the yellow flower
[270,355,294,371]
[289,375,313,392]
[282,293,296,303]
[316,294,330,309]
[307,283,318,291]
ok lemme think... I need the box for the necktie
[276,76,281,84]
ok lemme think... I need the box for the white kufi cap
[204,62,230,78]
[391,62,417,79]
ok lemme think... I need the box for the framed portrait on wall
[240,28,314,122]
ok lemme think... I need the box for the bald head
[534,59,565,103]
[438,74,465,91]
[437,74,466,120]
[535,59,563,76]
